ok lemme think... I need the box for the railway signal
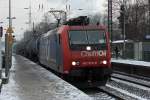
[118,5,125,31]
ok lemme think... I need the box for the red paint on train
[39,16,112,86]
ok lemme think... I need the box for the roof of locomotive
[41,16,108,38]
[57,24,107,33]
[67,24,106,30]
[41,24,107,38]
[62,16,107,30]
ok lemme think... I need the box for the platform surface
[112,58,150,67]
[0,55,91,100]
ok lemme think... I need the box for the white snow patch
[111,78,150,91]
[106,84,147,100]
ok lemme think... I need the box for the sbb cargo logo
[81,50,106,57]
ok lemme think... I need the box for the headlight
[72,61,76,66]
[86,46,91,51]
[102,60,107,64]
[72,61,80,66]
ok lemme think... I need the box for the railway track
[81,87,120,100]
[113,70,150,81]
[112,71,150,88]
[83,72,150,100]
[82,85,137,100]
[108,72,150,100]
[99,86,136,100]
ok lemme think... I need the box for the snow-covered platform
[0,55,91,100]
[112,58,150,67]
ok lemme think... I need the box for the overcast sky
[0,0,105,40]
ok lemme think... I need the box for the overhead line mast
[149,0,150,35]
[108,0,113,42]
[65,0,70,20]
[29,0,32,27]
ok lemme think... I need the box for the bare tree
[105,0,149,41]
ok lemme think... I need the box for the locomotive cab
[39,16,112,87]
[60,17,112,86]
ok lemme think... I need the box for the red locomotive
[39,16,112,87]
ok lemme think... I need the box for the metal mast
[9,0,12,28]
[65,0,70,20]
[123,0,126,58]
[149,0,150,35]
[108,0,113,42]
[29,0,32,28]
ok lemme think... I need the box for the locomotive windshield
[69,30,106,45]
[87,30,106,44]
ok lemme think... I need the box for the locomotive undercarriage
[64,67,112,87]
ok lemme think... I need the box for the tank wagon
[25,37,40,61]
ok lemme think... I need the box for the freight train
[26,16,112,87]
